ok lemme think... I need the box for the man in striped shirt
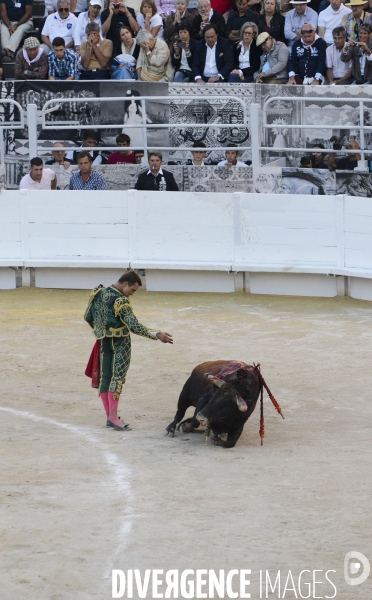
[69,152,107,190]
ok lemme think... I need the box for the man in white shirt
[318,0,351,45]
[326,25,352,84]
[192,23,234,82]
[19,157,57,190]
[217,146,248,167]
[41,0,78,50]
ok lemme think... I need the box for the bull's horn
[236,395,248,412]
[205,374,224,387]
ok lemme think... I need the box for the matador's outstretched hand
[156,332,173,344]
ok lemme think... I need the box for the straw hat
[256,32,270,46]
[289,0,311,4]
[344,0,368,6]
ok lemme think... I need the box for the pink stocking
[100,392,109,416]
[108,392,125,429]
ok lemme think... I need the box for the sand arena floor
[0,287,371,600]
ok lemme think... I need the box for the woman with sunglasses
[228,21,261,82]
[41,0,78,51]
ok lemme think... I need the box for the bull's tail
[253,363,284,446]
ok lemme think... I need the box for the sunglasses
[244,31,254,34]
[301,29,313,34]
[58,7,69,12]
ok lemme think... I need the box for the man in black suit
[135,151,179,191]
[192,0,226,41]
[192,24,234,83]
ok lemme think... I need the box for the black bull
[166,360,283,448]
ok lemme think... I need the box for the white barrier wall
[1,190,372,300]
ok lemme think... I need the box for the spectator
[101,0,139,49]
[0,0,33,60]
[341,22,372,82]
[79,21,113,79]
[69,151,107,190]
[310,143,328,168]
[326,25,353,84]
[192,0,226,41]
[136,0,164,39]
[164,0,193,45]
[258,0,286,44]
[134,149,145,163]
[226,0,259,43]
[135,151,179,190]
[42,0,77,51]
[45,141,71,168]
[284,0,318,48]
[14,36,48,79]
[193,23,233,83]
[189,141,207,165]
[66,129,106,165]
[318,0,351,45]
[217,145,248,166]
[44,0,87,17]
[300,155,312,167]
[155,0,176,20]
[19,157,57,190]
[136,30,170,81]
[287,22,327,83]
[108,133,136,164]
[111,25,139,80]
[73,0,103,52]
[171,23,195,82]
[327,139,361,169]
[228,21,261,82]
[47,36,79,80]
[341,0,370,42]
[254,31,289,83]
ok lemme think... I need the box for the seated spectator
[300,155,312,167]
[341,0,370,43]
[318,0,351,45]
[217,145,248,166]
[108,133,136,164]
[69,151,107,190]
[228,21,261,82]
[258,0,286,44]
[188,141,207,164]
[0,0,33,60]
[341,23,372,83]
[44,0,87,17]
[14,36,48,79]
[284,0,318,48]
[45,141,71,168]
[48,36,79,80]
[135,151,179,190]
[326,26,352,84]
[192,0,226,41]
[42,0,77,51]
[66,129,107,164]
[310,143,328,168]
[19,157,57,190]
[136,30,170,81]
[111,25,139,80]
[226,0,259,43]
[164,0,193,46]
[101,0,139,50]
[327,139,361,169]
[287,23,327,83]
[171,23,195,82]
[134,149,145,163]
[254,31,288,82]
[137,0,164,39]
[73,0,103,52]
[193,23,233,83]
[80,22,113,79]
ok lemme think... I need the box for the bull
[166,360,283,448]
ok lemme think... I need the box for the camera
[177,40,186,49]
[113,3,120,8]
[330,135,344,151]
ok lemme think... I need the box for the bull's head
[196,373,248,431]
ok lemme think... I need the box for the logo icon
[344,551,370,586]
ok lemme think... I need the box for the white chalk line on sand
[0,406,133,583]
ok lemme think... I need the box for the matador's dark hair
[118,270,142,286]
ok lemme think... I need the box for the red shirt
[107,151,136,164]
[211,0,232,15]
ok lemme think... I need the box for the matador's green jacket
[84,285,157,396]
